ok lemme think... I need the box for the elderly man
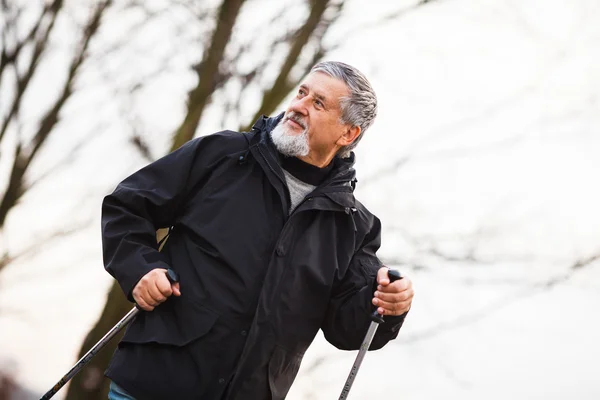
[102,61,414,400]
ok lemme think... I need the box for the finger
[172,282,181,296]
[374,300,411,316]
[376,267,390,286]
[132,286,156,307]
[372,297,411,315]
[377,278,410,293]
[147,280,167,303]
[138,286,158,306]
[135,296,154,312]
[135,269,164,301]
[155,272,173,297]
[377,302,411,316]
[374,288,412,303]
[141,284,162,305]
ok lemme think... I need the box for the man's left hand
[372,267,414,316]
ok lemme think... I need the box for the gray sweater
[280,155,334,213]
[283,169,316,213]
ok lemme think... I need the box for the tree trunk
[245,0,330,130]
[64,283,131,400]
[170,0,246,151]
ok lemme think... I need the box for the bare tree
[0,0,113,273]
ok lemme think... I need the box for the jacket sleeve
[101,135,222,301]
[321,216,407,350]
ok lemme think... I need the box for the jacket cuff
[379,312,407,333]
[118,251,172,303]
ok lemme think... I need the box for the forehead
[300,72,350,104]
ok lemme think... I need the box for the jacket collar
[250,112,284,135]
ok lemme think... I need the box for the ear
[336,125,361,147]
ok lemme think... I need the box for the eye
[315,99,324,109]
[298,88,306,97]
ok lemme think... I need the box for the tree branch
[0,0,63,143]
[0,0,111,229]
[170,0,246,151]
[0,1,55,83]
[399,251,600,345]
[0,218,92,274]
[244,0,332,130]
[326,0,441,53]
[26,121,110,190]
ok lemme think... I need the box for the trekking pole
[338,269,403,400]
[39,269,179,400]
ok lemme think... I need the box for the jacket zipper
[270,192,348,295]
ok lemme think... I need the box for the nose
[289,96,309,117]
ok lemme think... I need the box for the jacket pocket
[268,345,303,400]
[121,296,219,347]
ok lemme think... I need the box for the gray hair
[310,61,378,158]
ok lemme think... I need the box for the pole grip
[370,268,403,324]
[166,268,179,284]
[388,269,403,283]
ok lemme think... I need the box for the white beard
[270,118,310,157]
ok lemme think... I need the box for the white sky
[0,0,599,399]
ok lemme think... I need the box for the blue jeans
[108,381,137,400]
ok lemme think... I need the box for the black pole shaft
[338,269,403,399]
[39,306,139,400]
[339,317,381,399]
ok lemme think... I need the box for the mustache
[284,112,307,129]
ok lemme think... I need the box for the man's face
[274,72,351,160]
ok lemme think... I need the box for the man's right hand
[132,268,181,311]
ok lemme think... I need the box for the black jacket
[102,114,406,400]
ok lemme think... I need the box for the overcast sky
[1,0,599,398]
